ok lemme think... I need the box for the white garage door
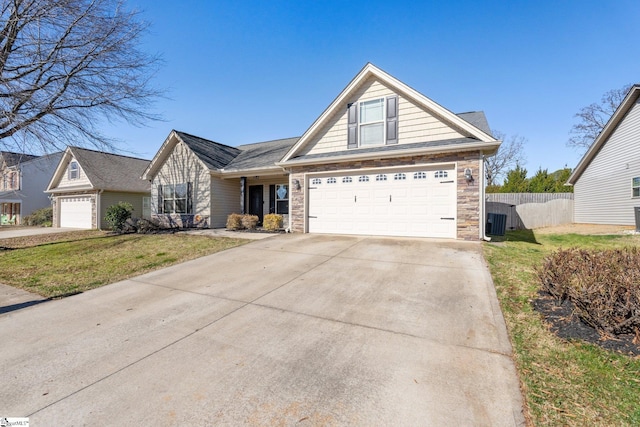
[308,166,456,238]
[60,197,93,229]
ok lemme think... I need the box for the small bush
[23,207,53,226]
[226,213,243,230]
[538,247,640,337]
[105,202,134,233]
[263,214,283,231]
[241,214,259,230]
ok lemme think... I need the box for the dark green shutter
[187,182,193,214]
[347,102,358,149]
[386,95,398,145]
[269,185,275,214]
[157,184,163,214]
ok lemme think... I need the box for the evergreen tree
[500,165,529,193]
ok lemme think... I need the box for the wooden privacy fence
[486,193,574,230]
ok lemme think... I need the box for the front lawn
[483,231,640,426]
[0,231,248,298]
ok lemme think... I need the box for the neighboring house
[567,84,640,225]
[144,63,500,240]
[46,147,151,229]
[0,151,61,225]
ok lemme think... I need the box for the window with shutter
[347,95,399,148]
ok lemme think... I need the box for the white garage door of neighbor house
[308,166,457,238]
[60,197,93,229]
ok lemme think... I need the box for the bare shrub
[538,247,640,338]
[241,215,259,230]
[263,214,283,231]
[226,213,243,230]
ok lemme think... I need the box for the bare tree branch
[568,84,632,153]
[0,0,162,153]
[484,130,527,187]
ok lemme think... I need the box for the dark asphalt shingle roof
[456,111,492,136]
[0,151,39,168]
[69,147,150,193]
[175,131,242,170]
[224,137,300,171]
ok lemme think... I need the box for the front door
[248,185,264,224]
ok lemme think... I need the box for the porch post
[240,177,246,214]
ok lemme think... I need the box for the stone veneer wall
[52,191,98,228]
[288,151,482,240]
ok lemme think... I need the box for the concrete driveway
[0,226,84,238]
[0,234,525,425]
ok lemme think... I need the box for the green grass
[0,231,248,298]
[483,231,640,426]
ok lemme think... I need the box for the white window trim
[69,161,79,180]
[632,177,640,198]
[276,184,288,215]
[359,97,386,147]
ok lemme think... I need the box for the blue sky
[107,0,640,179]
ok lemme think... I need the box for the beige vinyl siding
[574,99,640,225]
[99,191,147,229]
[211,177,240,228]
[301,77,464,156]
[151,141,211,217]
[57,156,91,188]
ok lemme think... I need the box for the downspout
[480,154,491,242]
[287,170,293,232]
[96,189,103,229]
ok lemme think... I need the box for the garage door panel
[308,167,457,238]
[60,197,92,229]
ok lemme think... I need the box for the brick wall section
[288,151,482,240]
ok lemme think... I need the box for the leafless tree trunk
[485,130,527,187]
[568,84,632,153]
[0,0,161,154]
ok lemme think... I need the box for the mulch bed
[533,291,640,357]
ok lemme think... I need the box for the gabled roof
[176,131,241,170]
[47,146,150,193]
[0,151,39,168]
[142,130,241,180]
[567,84,640,185]
[280,63,499,163]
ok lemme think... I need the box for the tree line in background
[486,83,632,193]
[486,165,573,194]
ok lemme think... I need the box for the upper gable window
[633,177,640,197]
[359,98,385,146]
[348,95,398,148]
[68,161,79,180]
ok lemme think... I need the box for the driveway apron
[0,234,525,426]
